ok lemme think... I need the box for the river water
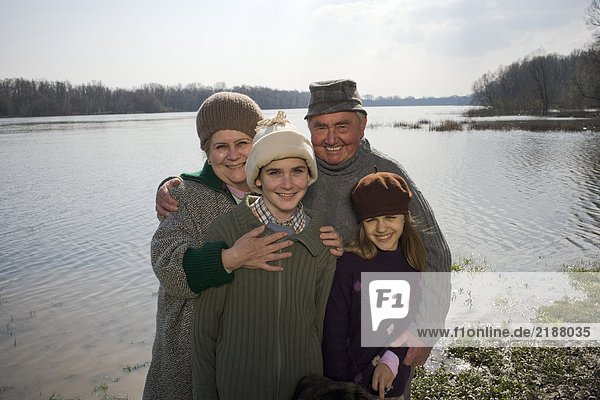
[0,106,598,399]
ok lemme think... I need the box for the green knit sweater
[191,196,336,400]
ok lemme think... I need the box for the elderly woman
[144,93,341,400]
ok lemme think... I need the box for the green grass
[413,347,600,399]
[92,381,129,400]
[413,259,600,399]
[429,120,464,131]
[534,261,600,323]
[451,256,488,272]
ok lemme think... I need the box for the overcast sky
[0,0,595,97]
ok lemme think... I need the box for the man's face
[307,111,367,165]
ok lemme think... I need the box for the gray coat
[144,163,235,400]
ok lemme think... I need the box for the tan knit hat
[351,172,412,221]
[246,111,318,194]
[196,92,263,152]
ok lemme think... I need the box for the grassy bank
[412,260,599,400]
[413,347,599,399]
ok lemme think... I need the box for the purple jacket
[322,248,421,397]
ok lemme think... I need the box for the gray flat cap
[304,79,367,119]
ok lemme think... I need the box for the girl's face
[207,129,253,191]
[362,214,405,251]
[255,157,309,222]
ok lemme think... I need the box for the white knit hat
[246,111,318,194]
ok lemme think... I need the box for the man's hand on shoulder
[156,177,182,220]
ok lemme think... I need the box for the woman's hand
[372,363,395,400]
[156,177,182,220]
[319,226,344,257]
[221,225,293,272]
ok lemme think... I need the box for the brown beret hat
[351,172,412,221]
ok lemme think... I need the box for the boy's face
[361,214,405,251]
[255,157,310,222]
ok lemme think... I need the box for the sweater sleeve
[381,157,452,344]
[322,257,354,381]
[150,181,233,299]
[183,242,233,294]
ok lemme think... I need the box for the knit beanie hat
[196,92,263,152]
[246,111,318,194]
[351,171,412,221]
[304,79,367,119]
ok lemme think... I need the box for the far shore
[368,109,600,132]
[464,117,600,132]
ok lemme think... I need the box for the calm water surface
[0,107,598,399]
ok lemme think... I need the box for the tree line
[0,80,312,118]
[0,78,471,118]
[471,0,600,116]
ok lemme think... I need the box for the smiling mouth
[277,193,296,198]
[325,145,342,152]
[226,163,245,170]
[375,233,393,241]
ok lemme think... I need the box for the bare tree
[472,72,498,108]
[586,0,600,39]
[576,1,600,105]
[574,43,600,105]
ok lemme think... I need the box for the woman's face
[207,129,253,191]
[361,214,405,251]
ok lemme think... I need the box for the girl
[322,171,427,400]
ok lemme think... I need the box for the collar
[226,185,249,204]
[249,196,307,234]
[181,160,247,203]
[180,160,225,192]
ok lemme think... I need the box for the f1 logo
[369,280,410,331]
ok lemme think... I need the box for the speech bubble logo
[369,280,411,331]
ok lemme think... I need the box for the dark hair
[292,374,370,400]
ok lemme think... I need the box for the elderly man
[156,79,451,398]
[300,80,451,398]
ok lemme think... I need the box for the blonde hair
[345,213,427,271]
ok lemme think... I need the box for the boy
[191,111,337,400]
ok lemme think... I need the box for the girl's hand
[372,363,394,400]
